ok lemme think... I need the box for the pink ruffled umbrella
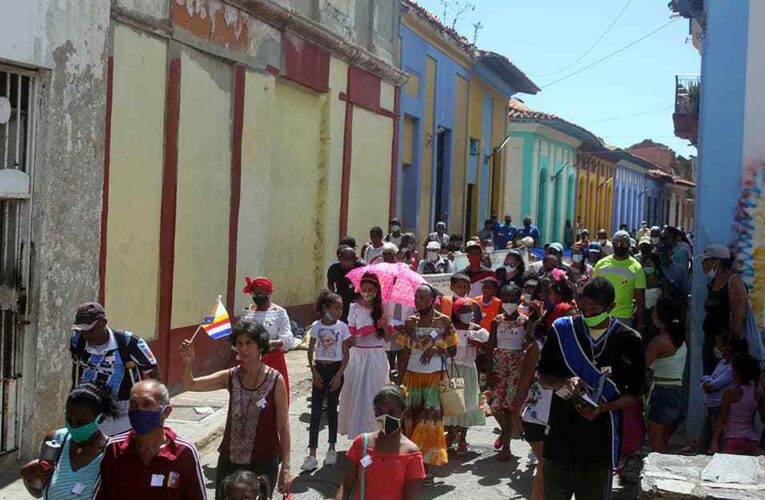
[346,262,426,307]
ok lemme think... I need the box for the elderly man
[70,302,160,435]
[418,241,454,275]
[426,221,450,248]
[94,380,206,499]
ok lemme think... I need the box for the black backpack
[71,330,141,388]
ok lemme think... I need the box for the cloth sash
[552,316,622,469]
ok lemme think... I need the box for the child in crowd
[486,284,528,461]
[220,470,269,500]
[303,290,351,471]
[712,353,765,456]
[444,298,490,454]
[539,272,577,328]
[438,273,483,323]
[685,334,747,454]
[475,277,502,387]
[335,386,426,500]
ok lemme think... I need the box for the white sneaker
[325,449,338,466]
[301,455,319,471]
[527,450,537,466]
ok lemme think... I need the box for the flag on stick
[196,295,232,340]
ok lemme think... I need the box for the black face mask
[376,414,402,434]
[614,247,629,258]
[252,294,269,306]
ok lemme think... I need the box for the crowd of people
[16,213,765,500]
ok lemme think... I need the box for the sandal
[456,441,469,455]
[445,430,458,448]
[422,474,435,487]
[496,449,513,462]
[494,437,502,450]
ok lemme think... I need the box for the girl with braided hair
[21,382,118,499]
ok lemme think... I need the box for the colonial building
[0,0,404,462]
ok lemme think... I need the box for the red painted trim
[265,64,280,76]
[282,34,330,94]
[348,66,381,112]
[339,102,354,240]
[99,57,114,305]
[157,57,182,376]
[339,92,348,101]
[378,108,397,120]
[389,86,401,221]
[227,65,245,313]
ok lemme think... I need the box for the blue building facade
[612,159,647,232]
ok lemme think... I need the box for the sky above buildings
[415,0,701,158]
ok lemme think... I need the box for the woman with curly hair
[338,273,391,439]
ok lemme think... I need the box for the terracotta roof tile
[402,0,474,54]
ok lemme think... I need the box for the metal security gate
[0,65,35,455]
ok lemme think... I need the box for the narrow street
[191,351,633,499]
[195,350,539,499]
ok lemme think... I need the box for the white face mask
[522,293,533,303]
[426,251,439,262]
[572,254,583,263]
[651,237,660,245]
[599,238,607,245]
[391,225,401,233]
[505,264,517,273]
[502,303,518,315]
[459,313,473,324]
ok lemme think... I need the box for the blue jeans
[648,386,687,427]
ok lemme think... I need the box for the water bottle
[28,440,62,490]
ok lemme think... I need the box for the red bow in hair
[551,268,566,282]
[243,276,273,294]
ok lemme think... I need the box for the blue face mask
[128,406,166,435]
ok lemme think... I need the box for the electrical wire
[582,105,674,124]
[541,18,680,89]
[529,0,632,78]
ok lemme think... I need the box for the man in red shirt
[94,380,206,499]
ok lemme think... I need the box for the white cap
[426,241,441,251]
[701,244,731,260]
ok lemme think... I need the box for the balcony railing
[673,74,700,145]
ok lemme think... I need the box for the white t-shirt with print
[310,320,351,362]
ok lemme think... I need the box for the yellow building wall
[105,24,166,340]
[348,108,394,242]
[466,76,484,234]
[419,56,436,244]
[322,58,349,270]
[172,48,232,328]
[491,89,506,216]
[503,136,524,221]
[403,117,415,165]
[450,75,469,234]
[237,78,325,310]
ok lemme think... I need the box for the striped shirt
[45,429,103,500]
[93,427,206,499]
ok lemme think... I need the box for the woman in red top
[180,321,291,498]
[335,385,426,500]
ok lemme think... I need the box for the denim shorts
[648,385,687,427]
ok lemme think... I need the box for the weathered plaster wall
[21,0,111,459]
[105,24,167,341]
[116,0,169,19]
[172,47,232,329]
[0,0,50,67]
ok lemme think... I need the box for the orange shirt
[477,295,502,330]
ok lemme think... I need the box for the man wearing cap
[418,241,454,275]
[596,229,614,256]
[426,221,450,248]
[637,221,650,242]
[385,217,403,247]
[586,242,602,266]
[579,228,591,247]
[70,302,160,435]
[459,241,497,297]
[593,231,646,330]
[478,219,494,243]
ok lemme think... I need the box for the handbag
[347,433,369,500]
[739,296,765,368]
[438,358,466,417]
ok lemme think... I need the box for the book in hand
[555,370,610,410]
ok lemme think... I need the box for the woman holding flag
[180,320,292,498]
[241,276,293,401]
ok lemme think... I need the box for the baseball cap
[465,240,482,252]
[548,242,564,254]
[613,230,631,244]
[426,240,441,251]
[701,244,731,260]
[638,236,652,248]
[73,302,106,331]
[581,228,590,236]
[587,242,601,254]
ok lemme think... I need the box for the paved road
[196,351,542,499]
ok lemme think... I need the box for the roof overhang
[476,51,540,95]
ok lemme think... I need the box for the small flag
[201,295,232,340]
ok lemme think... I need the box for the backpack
[71,330,142,390]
